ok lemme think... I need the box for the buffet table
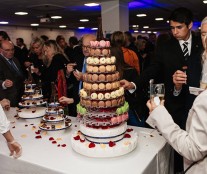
[0,108,173,174]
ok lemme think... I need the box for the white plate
[45,108,64,114]
[39,122,72,131]
[18,107,46,119]
[19,100,47,107]
[22,94,43,100]
[42,114,67,122]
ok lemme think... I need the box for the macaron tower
[71,40,137,157]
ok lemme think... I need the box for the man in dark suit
[66,34,96,116]
[120,7,203,172]
[0,40,25,107]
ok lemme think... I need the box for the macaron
[111,99,118,107]
[90,49,95,56]
[92,66,98,73]
[104,93,111,99]
[98,93,104,100]
[106,57,111,64]
[99,83,105,90]
[87,74,92,81]
[100,57,106,64]
[106,65,112,72]
[105,100,112,107]
[95,49,101,56]
[91,93,98,99]
[92,83,98,90]
[102,49,109,56]
[110,91,116,98]
[111,56,116,63]
[93,58,100,65]
[106,74,112,81]
[98,74,106,81]
[99,65,106,73]
[92,101,98,107]
[99,40,106,47]
[86,100,91,107]
[86,83,92,90]
[111,65,116,71]
[106,83,112,90]
[98,101,105,107]
[92,74,98,81]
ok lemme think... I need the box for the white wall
[0,25,96,48]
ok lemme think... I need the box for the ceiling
[0,0,206,32]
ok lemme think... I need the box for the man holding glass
[120,7,203,172]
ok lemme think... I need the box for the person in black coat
[110,46,144,127]
[0,41,25,107]
[120,7,203,173]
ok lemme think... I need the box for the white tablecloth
[0,108,173,174]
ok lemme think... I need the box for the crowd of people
[0,6,207,173]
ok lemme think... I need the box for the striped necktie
[183,42,189,60]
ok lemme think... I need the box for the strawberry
[35,135,42,139]
[49,137,54,141]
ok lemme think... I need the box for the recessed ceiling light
[31,23,39,26]
[147,31,152,33]
[0,21,9,24]
[136,14,147,17]
[51,16,62,19]
[134,30,139,33]
[15,12,28,15]
[80,19,89,22]
[84,3,99,7]
[132,25,139,28]
[59,25,67,28]
[203,0,207,3]
[91,28,98,30]
[155,18,164,21]
[141,31,146,33]
[143,26,149,28]
[78,27,85,29]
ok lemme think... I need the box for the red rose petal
[12,126,15,128]
[75,125,77,127]
[35,135,42,139]
[126,128,133,132]
[73,135,80,140]
[61,144,66,147]
[80,139,85,143]
[35,130,41,134]
[30,124,34,125]
[25,124,28,127]
[49,137,54,141]
[109,141,116,147]
[52,141,57,144]
[57,144,60,147]
[89,142,96,148]
[124,134,131,138]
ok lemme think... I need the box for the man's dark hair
[0,31,10,40]
[69,36,79,45]
[40,35,49,42]
[17,38,24,43]
[169,7,193,26]
[56,35,65,44]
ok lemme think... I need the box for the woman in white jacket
[146,17,207,174]
[0,99,22,158]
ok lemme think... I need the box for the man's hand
[0,99,10,110]
[4,79,13,88]
[120,79,135,90]
[24,61,32,67]
[173,70,187,90]
[59,96,74,104]
[66,63,77,74]
[73,70,83,81]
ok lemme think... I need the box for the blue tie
[8,59,21,74]
[79,58,86,91]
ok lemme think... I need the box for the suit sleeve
[146,93,207,161]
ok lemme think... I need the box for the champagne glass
[150,83,165,105]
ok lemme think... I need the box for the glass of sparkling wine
[150,83,165,105]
